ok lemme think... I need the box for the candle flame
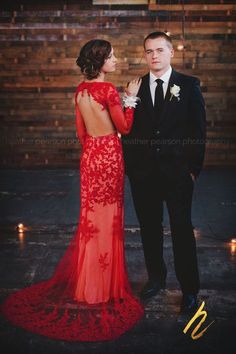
[17,223,25,232]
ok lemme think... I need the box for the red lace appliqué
[99,253,109,272]
[75,81,120,111]
[79,216,99,243]
[80,133,124,210]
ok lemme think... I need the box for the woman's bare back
[76,87,116,137]
[75,81,135,145]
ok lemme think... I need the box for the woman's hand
[125,78,142,96]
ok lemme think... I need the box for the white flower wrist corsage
[122,93,140,108]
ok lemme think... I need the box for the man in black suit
[122,32,206,313]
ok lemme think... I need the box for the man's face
[144,37,174,74]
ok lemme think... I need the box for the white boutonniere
[170,84,180,101]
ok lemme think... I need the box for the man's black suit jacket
[122,69,207,180]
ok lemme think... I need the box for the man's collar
[149,66,172,84]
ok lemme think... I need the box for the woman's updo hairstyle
[76,39,112,80]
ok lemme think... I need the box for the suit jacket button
[156,130,160,135]
[156,148,160,152]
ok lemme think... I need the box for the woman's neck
[85,72,105,82]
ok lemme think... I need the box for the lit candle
[17,223,24,232]
[230,245,236,256]
[230,238,236,256]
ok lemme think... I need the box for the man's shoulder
[173,70,200,85]
[141,73,150,81]
[140,70,200,85]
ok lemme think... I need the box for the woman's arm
[106,83,139,135]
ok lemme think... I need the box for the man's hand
[190,173,196,182]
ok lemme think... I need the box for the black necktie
[154,78,164,124]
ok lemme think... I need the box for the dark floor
[0,168,236,354]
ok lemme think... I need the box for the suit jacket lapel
[140,74,157,126]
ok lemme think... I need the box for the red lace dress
[0,81,144,341]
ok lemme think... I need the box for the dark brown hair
[76,39,112,80]
[143,31,173,49]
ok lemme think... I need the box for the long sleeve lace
[106,83,134,135]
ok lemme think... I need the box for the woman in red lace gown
[0,39,144,341]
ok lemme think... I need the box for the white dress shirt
[149,66,172,106]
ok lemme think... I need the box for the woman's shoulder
[75,80,86,92]
[102,82,117,93]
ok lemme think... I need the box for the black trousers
[128,166,200,295]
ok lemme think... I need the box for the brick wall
[0,0,235,168]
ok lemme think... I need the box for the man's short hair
[143,31,173,49]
